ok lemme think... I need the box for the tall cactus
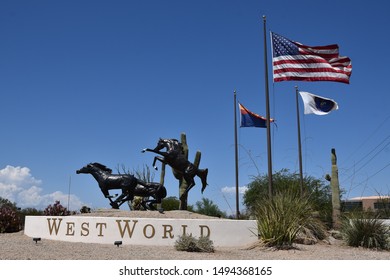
[330,148,341,229]
[157,162,166,211]
[169,133,202,210]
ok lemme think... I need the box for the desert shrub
[44,201,70,216]
[196,236,215,252]
[341,212,390,250]
[174,234,214,253]
[80,206,91,213]
[0,206,21,233]
[254,189,326,248]
[244,169,333,227]
[175,234,198,252]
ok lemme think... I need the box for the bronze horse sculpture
[142,138,208,199]
[76,162,167,210]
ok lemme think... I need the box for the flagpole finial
[262,15,266,21]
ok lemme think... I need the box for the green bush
[174,234,214,253]
[254,189,326,248]
[244,169,333,228]
[341,212,390,250]
[44,201,70,216]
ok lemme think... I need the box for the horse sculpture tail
[198,168,208,193]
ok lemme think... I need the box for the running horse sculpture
[142,138,208,199]
[76,162,167,210]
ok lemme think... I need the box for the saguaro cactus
[170,133,202,210]
[330,148,341,229]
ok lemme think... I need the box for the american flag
[271,32,352,84]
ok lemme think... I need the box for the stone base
[24,215,258,247]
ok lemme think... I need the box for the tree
[0,197,17,210]
[161,196,180,211]
[194,198,226,218]
[243,169,333,227]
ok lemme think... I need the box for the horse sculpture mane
[90,162,112,173]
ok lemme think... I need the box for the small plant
[174,234,214,253]
[341,212,390,250]
[44,201,70,216]
[196,236,215,252]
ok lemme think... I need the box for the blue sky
[1,0,390,215]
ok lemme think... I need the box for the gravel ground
[1,210,390,260]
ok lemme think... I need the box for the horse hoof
[110,202,119,209]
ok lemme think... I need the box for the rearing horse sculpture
[76,162,167,210]
[142,138,208,199]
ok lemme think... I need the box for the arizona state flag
[239,103,274,128]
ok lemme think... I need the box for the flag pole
[263,15,273,197]
[295,86,304,194]
[233,90,240,219]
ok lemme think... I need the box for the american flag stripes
[271,32,352,84]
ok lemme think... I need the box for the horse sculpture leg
[181,174,196,200]
[142,148,168,171]
[111,192,130,209]
[99,188,120,209]
[152,156,166,170]
[108,197,119,209]
[197,168,209,193]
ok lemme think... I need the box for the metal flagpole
[295,86,304,194]
[234,90,240,219]
[67,175,71,211]
[263,16,273,197]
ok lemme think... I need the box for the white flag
[299,91,339,115]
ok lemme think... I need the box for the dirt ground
[1,209,390,260]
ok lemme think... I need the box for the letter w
[116,220,138,238]
[47,218,63,235]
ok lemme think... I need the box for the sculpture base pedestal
[24,215,258,247]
